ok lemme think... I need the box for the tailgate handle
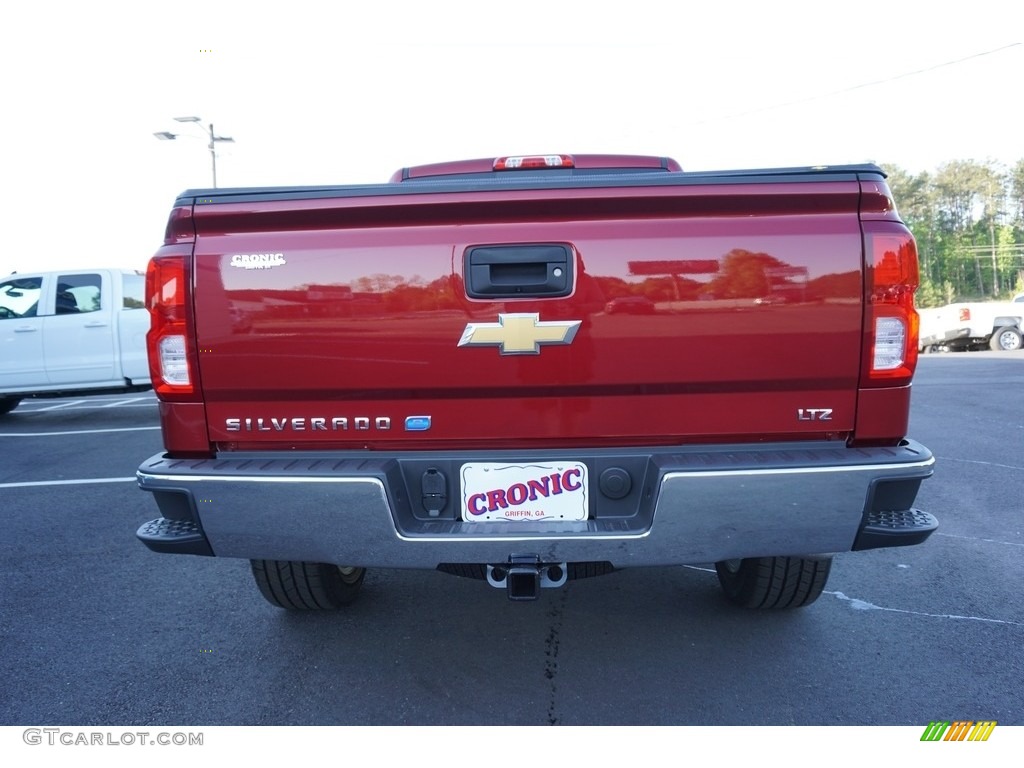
[465,244,573,299]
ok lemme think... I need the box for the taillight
[861,222,919,387]
[958,307,971,322]
[146,251,199,400]
[163,204,195,245]
[493,155,575,170]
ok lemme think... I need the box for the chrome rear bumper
[137,440,935,567]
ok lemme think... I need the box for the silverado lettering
[136,153,937,611]
[225,417,392,432]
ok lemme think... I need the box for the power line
[689,42,1022,126]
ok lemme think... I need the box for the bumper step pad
[137,518,213,556]
[853,508,938,551]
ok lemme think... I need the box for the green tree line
[883,159,1024,307]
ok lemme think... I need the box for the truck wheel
[990,326,1023,351]
[250,560,366,610]
[0,397,22,416]
[714,555,832,609]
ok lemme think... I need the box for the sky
[2,1,1021,275]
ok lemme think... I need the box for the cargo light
[493,155,575,171]
[146,253,199,400]
[861,224,920,388]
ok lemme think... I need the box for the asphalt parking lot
[1,354,1022,726]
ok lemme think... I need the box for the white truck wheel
[990,326,1023,351]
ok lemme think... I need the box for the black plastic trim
[136,517,214,556]
[175,165,886,207]
[853,508,938,551]
[465,243,573,299]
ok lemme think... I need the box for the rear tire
[251,560,366,610]
[990,326,1023,351]
[715,555,832,609]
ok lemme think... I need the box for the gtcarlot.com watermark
[23,728,203,747]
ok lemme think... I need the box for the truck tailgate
[191,180,864,448]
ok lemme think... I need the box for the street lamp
[153,116,235,188]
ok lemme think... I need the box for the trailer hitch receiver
[487,555,568,601]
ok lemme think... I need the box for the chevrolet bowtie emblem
[458,313,581,355]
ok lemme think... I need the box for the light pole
[153,116,235,188]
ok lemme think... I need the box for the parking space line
[828,590,1024,627]
[936,455,1024,471]
[0,427,161,437]
[0,477,136,489]
[32,400,88,411]
[16,397,157,415]
[936,532,1024,548]
[17,401,158,413]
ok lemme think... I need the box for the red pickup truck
[136,154,936,609]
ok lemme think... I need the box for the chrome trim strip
[138,472,383,485]
[661,458,935,479]
[138,457,934,487]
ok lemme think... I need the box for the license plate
[460,462,589,522]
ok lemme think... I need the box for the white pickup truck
[919,293,1024,352]
[0,268,151,415]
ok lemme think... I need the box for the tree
[884,159,1024,304]
[885,164,938,289]
[1010,158,1024,225]
[975,161,1008,294]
